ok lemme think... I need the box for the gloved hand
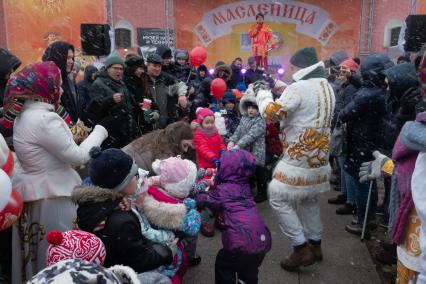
[166,238,179,258]
[177,82,188,97]
[359,151,392,183]
[213,158,220,168]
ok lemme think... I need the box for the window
[390,26,401,47]
[115,28,131,48]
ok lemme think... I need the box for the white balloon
[0,169,12,212]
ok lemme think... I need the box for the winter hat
[215,61,227,68]
[156,45,172,60]
[195,107,214,123]
[198,64,208,72]
[0,134,13,176]
[28,259,140,284]
[125,54,145,68]
[222,89,236,104]
[88,147,138,192]
[147,53,163,64]
[340,59,359,72]
[105,52,125,69]
[46,230,106,266]
[248,57,256,64]
[239,94,258,116]
[152,156,197,198]
[290,47,319,68]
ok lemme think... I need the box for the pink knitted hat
[340,59,359,72]
[46,230,106,266]
[152,156,197,198]
[195,107,214,124]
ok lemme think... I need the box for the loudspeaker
[80,24,111,56]
[404,15,426,52]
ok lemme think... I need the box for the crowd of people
[0,38,426,284]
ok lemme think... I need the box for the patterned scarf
[3,61,70,129]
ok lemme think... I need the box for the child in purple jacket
[196,149,271,284]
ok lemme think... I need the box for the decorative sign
[193,1,337,47]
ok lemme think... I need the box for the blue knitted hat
[88,147,138,192]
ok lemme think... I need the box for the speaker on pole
[80,23,111,56]
[404,15,426,52]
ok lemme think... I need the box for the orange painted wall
[3,0,106,67]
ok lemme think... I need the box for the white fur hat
[152,156,197,199]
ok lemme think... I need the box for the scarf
[3,61,70,128]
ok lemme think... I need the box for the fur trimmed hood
[140,190,187,231]
[71,185,123,204]
[239,94,258,116]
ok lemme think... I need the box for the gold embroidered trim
[287,128,330,168]
[321,81,329,128]
[273,172,329,186]
[264,102,287,122]
[315,86,321,128]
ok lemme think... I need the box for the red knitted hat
[46,230,106,266]
[340,59,359,72]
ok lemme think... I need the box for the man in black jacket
[145,54,187,129]
[87,54,141,148]
[77,65,98,125]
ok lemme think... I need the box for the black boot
[336,203,356,215]
[328,194,346,205]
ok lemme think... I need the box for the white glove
[166,238,179,258]
[177,82,188,97]
[359,151,391,183]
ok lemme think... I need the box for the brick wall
[112,0,168,48]
[370,0,411,53]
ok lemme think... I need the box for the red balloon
[189,46,207,67]
[0,189,23,231]
[211,78,227,100]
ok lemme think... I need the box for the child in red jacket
[192,108,226,169]
[191,107,226,237]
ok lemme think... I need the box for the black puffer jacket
[340,54,393,177]
[42,41,80,123]
[382,63,420,153]
[72,185,172,272]
[332,74,362,129]
[87,71,141,148]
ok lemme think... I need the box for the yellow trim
[381,160,394,176]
